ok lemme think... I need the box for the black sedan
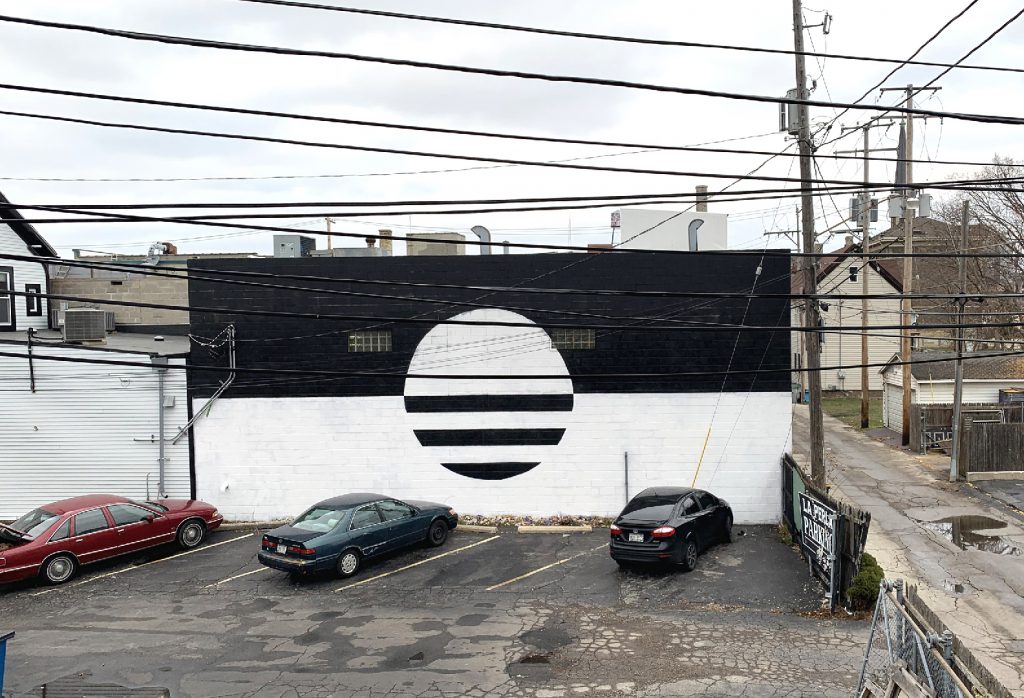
[258,493,458,578]
[609,487,734,571]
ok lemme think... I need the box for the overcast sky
[0,0,1021,258]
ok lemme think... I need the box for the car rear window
[8,508,61,539]
[293,506,346,533]
[620,495,680,520]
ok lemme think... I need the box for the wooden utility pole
[838,122,898,429]
[325,216,336,250]
[950,202,970,481]
[792,0,825,488]
[880,84,939,445]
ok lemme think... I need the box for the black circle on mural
[403,309,574,480]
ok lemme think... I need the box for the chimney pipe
[365,237,376,248]
[470,225,492,255]
[695,185,709,212]
[378,228,393,254]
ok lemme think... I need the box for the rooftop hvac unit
[104,311,116,332]
[63,308,107,342]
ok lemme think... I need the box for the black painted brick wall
[187,252,792,397]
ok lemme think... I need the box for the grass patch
[822,397,883,429]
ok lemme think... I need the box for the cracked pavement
[1,522,868,697]
[793,405,1024,696]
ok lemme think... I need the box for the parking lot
[0,525,869,697]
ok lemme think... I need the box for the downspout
[152,355,169,498]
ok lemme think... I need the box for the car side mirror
[145,514,156,523]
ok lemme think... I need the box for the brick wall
[52,273,188,327]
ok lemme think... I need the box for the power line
[1,14,1023,125]
[218,0,1024,76]
[2,346,1022,381]
[0,84,1011,170]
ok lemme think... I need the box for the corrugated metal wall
[0,343,191,519]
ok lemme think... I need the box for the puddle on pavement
[29,673,169,697]
[914,515,1022,556]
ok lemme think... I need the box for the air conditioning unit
[104,311,116,332]
[63,308,107,342]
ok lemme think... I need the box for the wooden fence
[962,422,1024,475]
[909,402,1024,454]
[781,454,871,608]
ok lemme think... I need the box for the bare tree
[926,157,1024,349]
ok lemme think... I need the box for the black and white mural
[188,253,792,523]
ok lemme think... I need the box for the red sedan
[0,495,223,586]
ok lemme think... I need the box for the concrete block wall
[52,273,189,327]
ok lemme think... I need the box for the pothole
[914,515,1022,556]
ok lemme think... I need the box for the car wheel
[42,554,77,585]
[336,549,361,578]
[427,519,449,547]
[614,559,632,570]
[724,515,736,544]
[679,539,699,572]
[176,519,206,550]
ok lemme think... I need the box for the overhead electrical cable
[0,14,1022,125]
[0,84,1012,170]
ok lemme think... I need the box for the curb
[458,524,499,534]
[516,525,594,534]
[219,521,286,531]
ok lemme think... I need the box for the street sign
[799,492,840,609]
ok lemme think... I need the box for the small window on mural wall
[25,284,42,316]
[348,330,392,352]
[550,328,595,350]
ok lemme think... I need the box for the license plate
[628,533,644,543]
[277,544,287,554]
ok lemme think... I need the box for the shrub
[847,552,884,611]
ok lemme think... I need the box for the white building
[880,352,1024,434]
[793,239,903,393]
[0,191,52,333]
[617,208,728,251]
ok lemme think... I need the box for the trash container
[0,631,12,694]
[803,389,810,404]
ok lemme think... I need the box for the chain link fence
[856,579,974,698]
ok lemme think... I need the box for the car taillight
[651,526,676,539]
[609,524,621,536]
[287,545,316,556]
[262,536,273,548]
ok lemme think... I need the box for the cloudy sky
[0,0,1021,258]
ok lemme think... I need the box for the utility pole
[949,202,970,481]
[837,122,898,429]
[325,216,336,251]
[880,84,940,445]
[792,0,825,488]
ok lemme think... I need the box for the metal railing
[856,579,974,698]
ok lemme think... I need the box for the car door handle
[75,538,85,543]
[117,528,125,533]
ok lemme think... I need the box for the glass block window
[348,330,392,352]
[549,328,595,350]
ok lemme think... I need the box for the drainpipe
[470,225,492,255]
[152,356,169,498]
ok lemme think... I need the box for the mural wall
[188,253,792,523]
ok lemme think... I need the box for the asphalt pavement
[0,524,868,697]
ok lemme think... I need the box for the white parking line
[335,535,500,592]
[31,533,254,597]
[204,566,271,588]
[486,543,609,591]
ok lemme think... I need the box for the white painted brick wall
[193,392,790,524]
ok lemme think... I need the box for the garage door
[883,382,901,432]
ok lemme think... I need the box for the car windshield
[292,506,347,533]
[3,508,61,541]
[620,495,680,521]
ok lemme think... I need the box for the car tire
[176,519,206,550]
[427,519,449,547]
[679,539,699,572]
[42,554,77,585]
[724,515,736,544]
[614,559,632,570]
[336,549,361,578]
